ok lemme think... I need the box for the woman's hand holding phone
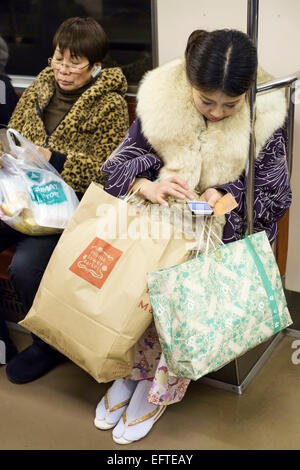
[198,188,224,207]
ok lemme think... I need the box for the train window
[0,0,155,90]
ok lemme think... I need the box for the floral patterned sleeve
[215,127,292,245]
[101,117,163,198]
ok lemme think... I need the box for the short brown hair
[53,17,109,64]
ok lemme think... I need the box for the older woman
[0,17,129,383]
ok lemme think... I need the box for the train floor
[0,329,299,450]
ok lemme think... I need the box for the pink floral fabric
[128,322,190,406]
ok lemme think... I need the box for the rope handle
[125,181,146,203]
[195,217,225,258]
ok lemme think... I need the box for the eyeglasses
[48,57,90,74]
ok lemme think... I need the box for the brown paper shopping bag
[20,183,197,382]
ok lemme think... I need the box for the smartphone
[187,201,213,216]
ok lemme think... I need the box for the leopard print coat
[8,66,129,192]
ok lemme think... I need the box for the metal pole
[286,84,295,179]
[246,0,259,235]
[247,0,259,45]
[151,0,159,69]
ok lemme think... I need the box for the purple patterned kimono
[101,117,292,406]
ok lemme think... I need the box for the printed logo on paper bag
[69,237,123,289]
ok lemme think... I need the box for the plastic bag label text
[30,181,67,205]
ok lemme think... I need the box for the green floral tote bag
[147,231,293,380]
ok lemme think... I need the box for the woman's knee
[7,248,47,313]
[7,235,59,288]
[7,250,34,288]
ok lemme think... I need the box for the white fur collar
[137,58,287,192]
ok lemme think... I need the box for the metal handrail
[257,75,297,180]
[246,0,297,234]
[286,82,296,179]
[257,75,298,94]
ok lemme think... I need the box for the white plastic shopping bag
[0,128,79,235]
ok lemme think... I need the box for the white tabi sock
[95,378,137,426]
[112,379,165,442]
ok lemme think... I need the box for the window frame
[8,0,159,97]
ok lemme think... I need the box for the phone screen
[187,201,213,216]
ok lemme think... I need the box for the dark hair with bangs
[185,29,257,97]
[53,17,109,66]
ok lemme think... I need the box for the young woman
[96,29,291,444]
[0,17,129,383]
